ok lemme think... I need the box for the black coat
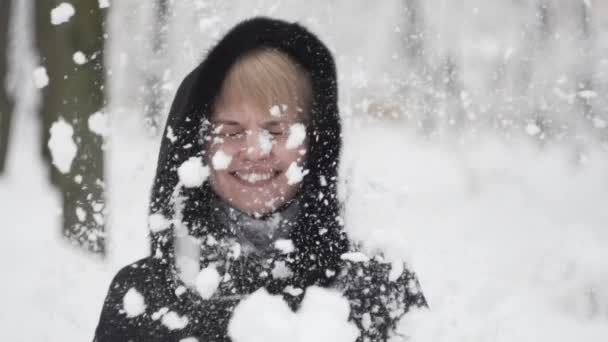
[94,256,426,342]
[94,17,426,342]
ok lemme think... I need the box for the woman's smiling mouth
[230,170,282,185]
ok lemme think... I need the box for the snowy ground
[3,1,608,341]
[341,122,608,341]
[0,95,155,342]
[3,110,608,341]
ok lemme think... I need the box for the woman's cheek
[297,147,307,163]
[210,149,233,171]
[274,145,305,168]
[206,142,236,168]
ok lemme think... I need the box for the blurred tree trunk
[441,56,465,132]
[522,0,553,141]
[35,0,107,253]
[536,0,552,131]
[143,0,171,135]
[0,0,13,174]
[402,0,424,64]
[437,0,465,136]
[577,1,594,122]
[401,0,436,133]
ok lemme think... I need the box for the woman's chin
[235,204,272,217]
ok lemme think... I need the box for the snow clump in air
[269,104,288,117]
[283,286,303,297]
[123,288,146,318]
[274,239,295,254]
[285,162,306,185]
[592,117,606,129]
[161,311,189,330]
[88,111,108,137]
[258,130,273,155]
[285,123,306,149]
[151,307,169,321]
[296,287,359,342]
[177,157,209,188]
[179,338,198,342]
[98,0,110,9]
[340,252,370,263]
[50,3,75,25]
[577,90,597,99]
[72,51,87,65]
[525,122,541,136]
[75,207,86,222]
[211,150,232,170]
[48,118,77,174]
[148,213,171,233]
[269,105,282,117]
[195,265,221,299]
[388,261,404,282]
[228,288,296,342]
[228,286,358,342]
[175,286,187,297]
[271,261,293,279]
[166,126,177,143]
[33,66,49,88]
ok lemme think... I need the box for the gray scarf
[173,196,300,288]
[223,199,300,258]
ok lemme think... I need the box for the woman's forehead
[213,96,307,122]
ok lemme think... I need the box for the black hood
[148,17,347,285]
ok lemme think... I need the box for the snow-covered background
[2,0,608,341]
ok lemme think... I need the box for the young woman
[94,17,426,342]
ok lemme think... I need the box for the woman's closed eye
[265,122,297,137]
[222,131,246,138]
[212,124,245,139]
[267,128,287,137]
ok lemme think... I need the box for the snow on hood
[148,17,348,285]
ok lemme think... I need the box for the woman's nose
[241,129,272,160]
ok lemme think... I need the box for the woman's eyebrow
[263,119,306,127]
[263,121,284,127]
[211,120,241,126]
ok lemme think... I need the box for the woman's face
[206,99,308,216]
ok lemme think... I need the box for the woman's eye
[212,127,244,138]
[223,131,245,138]
[267,125,291,137]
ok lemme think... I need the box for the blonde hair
[214,48,312,118]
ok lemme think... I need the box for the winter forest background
[1,0,608,341]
